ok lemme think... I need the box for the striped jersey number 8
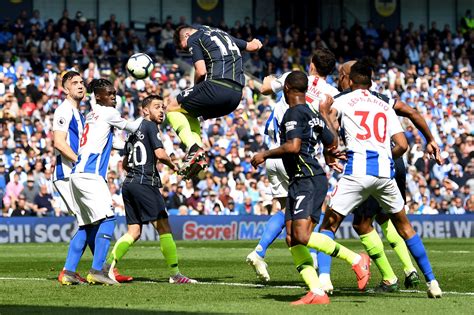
[354,111,387,143]
[80,124,90,147]
[210,36,241,56]
[127,142,147,166]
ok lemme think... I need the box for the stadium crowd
[0,9,473,217]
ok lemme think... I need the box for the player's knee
[128,230,141,241]
[394,224,414,240]
[285,234,292,247]
[352,220,373,235]
[292,230,310,246]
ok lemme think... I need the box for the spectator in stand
[0,9,472,216]
[3,173,23,213]
[32,184,54,216]
[10,194,32,216]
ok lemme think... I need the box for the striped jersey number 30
[354,111,387,143]
[210,36,241,56]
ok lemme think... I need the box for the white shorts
[53,178,79,217]
[265,158,289,198]
[69,173,114,226]
[329,175,405,216]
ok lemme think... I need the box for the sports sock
[106,233,135,264]
[405,234,435,282]
[85,224,99,253]
[381,220,416,274]
[310,212,326,269]
[187,114,203,147]
[316,230,334,276]
[160,233,179,275]
[167,111,196,149]
[360,229,397,282]
[308,232,359,265]
[91,217,116,271]
[255,211,285,258]
[289,244,323,294]
[64,227,88,272]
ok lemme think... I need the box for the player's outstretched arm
[155,148,178,172]
[106,107,144,133]
[251,138,301,168]
[246,39,263,52]
[260,75,275,95]
[394,100,442,164]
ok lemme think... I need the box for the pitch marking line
[1,277,473,296]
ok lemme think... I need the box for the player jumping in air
[321,60,442,298]
[246,48,338,293]
[105,95,196,284]
[168,24,262,179]
[251,71,371,305]
[69,79,143,285]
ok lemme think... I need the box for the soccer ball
[126,53,154,79]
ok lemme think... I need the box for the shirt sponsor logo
[285,121,297,131]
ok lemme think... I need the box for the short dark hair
[88,78,113,94]
[349,60,373,85]
[142,95,163,108]
[285,71,308,93]
[311,48,336,77]
[173,24,195,49]
[61,70,81,88]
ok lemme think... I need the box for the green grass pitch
[0,239,473,314]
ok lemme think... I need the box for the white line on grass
[0,277,47,281]
[1,277,474,296]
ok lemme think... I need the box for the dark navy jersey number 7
[124,120,164,187]
[280,104,334,180]
[187,26,247,86]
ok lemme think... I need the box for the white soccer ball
[126,53,154,79]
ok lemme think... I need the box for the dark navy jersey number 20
[280,104,334,179]
[124,120,163,187]
[187,26,247,86]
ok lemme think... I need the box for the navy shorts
[122,182,168,225]
[176,79,242,119]
[286,175,328,223]
[354,157,407,217]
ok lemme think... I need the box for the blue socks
[92,217,116,271]
[64,227,88,272]
[317,230,334,275]
[405,234,435,282]
[255,211,285,258]
[86,224,100,253]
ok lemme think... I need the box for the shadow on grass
[0,305,229,314]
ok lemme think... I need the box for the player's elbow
[260,86,272,95]
[287,145,300,154]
